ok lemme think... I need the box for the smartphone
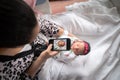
[49,38,71,51]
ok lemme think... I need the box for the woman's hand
[40,44,59,60]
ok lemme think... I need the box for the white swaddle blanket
[38,0,120,80]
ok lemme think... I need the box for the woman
[0,0,64,79]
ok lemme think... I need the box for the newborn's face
[58,40,65,47]
[71,41,84,55]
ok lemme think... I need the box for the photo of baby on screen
[53,39,66,50]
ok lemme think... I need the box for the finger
[50,51,59,56]
[47,44,53,51]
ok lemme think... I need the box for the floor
[49,0,87,14]
[36,0,87,14]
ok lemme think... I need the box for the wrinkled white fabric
[38,0,120,80]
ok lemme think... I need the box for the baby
[53,33,90,63]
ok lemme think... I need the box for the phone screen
[49,38,71,51]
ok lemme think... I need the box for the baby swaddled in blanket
[53,30,90,63]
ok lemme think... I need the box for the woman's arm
[26,44,58,78]
[38,17,77,38]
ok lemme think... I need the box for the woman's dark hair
[0,0,37,48]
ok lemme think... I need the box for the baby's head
[71,40,90,56]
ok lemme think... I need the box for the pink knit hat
[83,41,90,55]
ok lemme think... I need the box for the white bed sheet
[38,0,120,80]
